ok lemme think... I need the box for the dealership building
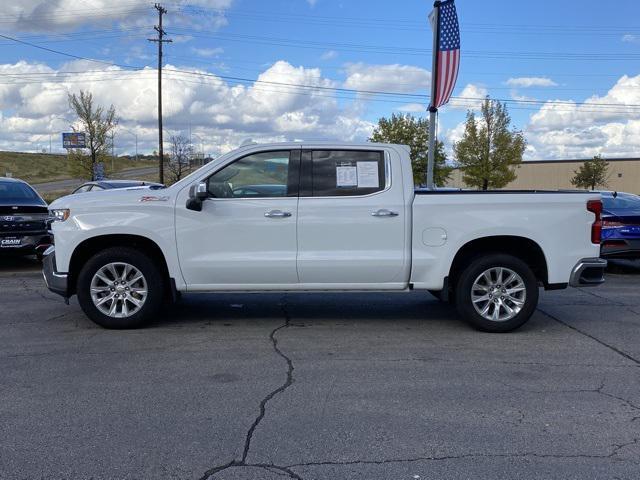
[445,158,640,194]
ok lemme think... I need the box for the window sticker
[336,165,357,187]
[357,161,379,188]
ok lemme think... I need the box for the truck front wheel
[77,247,165,329]
[455,254,538,333]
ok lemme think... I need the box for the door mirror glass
[195,181,208,200]
[186,181,208,211]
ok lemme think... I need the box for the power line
[166,29,640,61]
[2,31,640,112]
[175,7,640,37]
[0,31,134,68]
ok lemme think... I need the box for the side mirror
[186,181,208,212]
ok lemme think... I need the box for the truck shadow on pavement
[149,291,478,333]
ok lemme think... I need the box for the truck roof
[231,141,409,150]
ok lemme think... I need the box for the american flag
[432,0,460,108]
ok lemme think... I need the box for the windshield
[602,193,640,210]
[0,182,42,203]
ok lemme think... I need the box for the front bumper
[569,257,607,287]
[42,246,69,298]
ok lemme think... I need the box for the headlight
[49,209,70,222]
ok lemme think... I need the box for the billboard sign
[62,132,86,149]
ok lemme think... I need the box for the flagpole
[426,0,441,189]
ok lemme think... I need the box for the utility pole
[148,3,172,184]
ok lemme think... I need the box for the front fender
[52,210,184,289]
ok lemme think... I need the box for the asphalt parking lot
[1,258,639,480]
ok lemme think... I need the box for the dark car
[72,180,164,194]
[600,191,640,259]
[0,177,51,259]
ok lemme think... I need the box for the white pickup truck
[44,142,606,332]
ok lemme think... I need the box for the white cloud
[445,120,467,146]
[397,103,425,113]
[622,34,639,44]
[0,60,375,156]
[509,90,537,102]
[320,50,338,61]
[525,74,640,159]
[449,83,488,110]
[190,47,224,58]
[1,0,233,32]
[506,77,558,88]
[343,63,430,94]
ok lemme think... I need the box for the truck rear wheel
[455,254,538,333]
[77,247,165,329]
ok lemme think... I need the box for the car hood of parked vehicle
[50,186,173,211]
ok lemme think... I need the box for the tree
[571,155,610,190]
[369,113,452,186]
[67,90,117,180]
[166,135,193,184]
[454,97,526,190]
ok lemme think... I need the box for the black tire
[77,247,165,329]
[455,254,539,333]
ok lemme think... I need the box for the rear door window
[305,150,386,197]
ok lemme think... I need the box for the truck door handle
[264,210,292,218]
[371,209,399,217]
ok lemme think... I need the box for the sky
[0,0,639,161]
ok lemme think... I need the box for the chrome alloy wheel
[471,267,526,322]
[90,262,148,318]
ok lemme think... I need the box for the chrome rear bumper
[569,257,607,287]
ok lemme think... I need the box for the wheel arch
[448,235,550,293]
[68,234,171,296]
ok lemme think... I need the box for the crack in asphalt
[199,297,300,480]
[324,357,637,368]
[537,307,640,366]
[283,438,640,469]
[499,377,640,422]
[575,286,627,306]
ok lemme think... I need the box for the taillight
[587,199,602,244]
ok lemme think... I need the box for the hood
[49,186,173,211]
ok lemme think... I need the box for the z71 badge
[139,195,169,202]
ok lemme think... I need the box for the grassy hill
[0,151,157,184]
